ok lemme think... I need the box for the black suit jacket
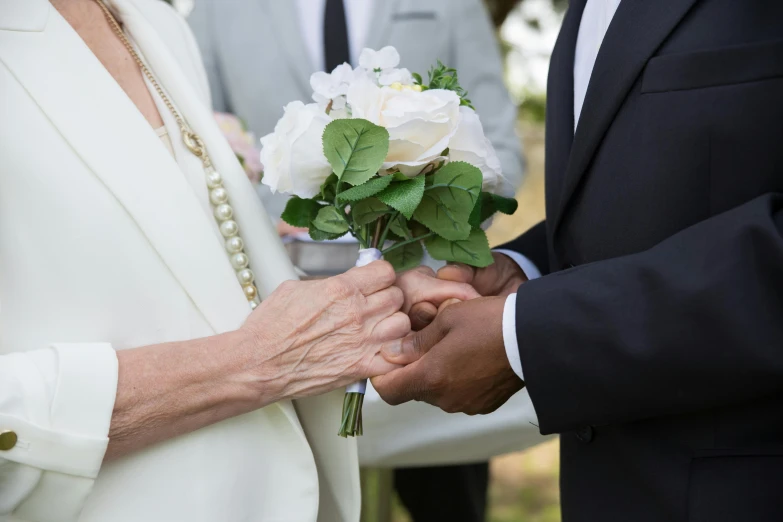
[501,1,783,520]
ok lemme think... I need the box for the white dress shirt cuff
[502,293,524,381]
[493,250,542,382]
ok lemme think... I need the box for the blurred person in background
[189,1,524,521]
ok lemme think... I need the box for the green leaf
[312,206,350,234]
[413,161,482,240]
[425,228,494,268]
[490,194,518,215]
[468,192,483,228]
[336,175,393,203]
[319,173,339,202]
[469,192,519,227]
[426,60,473,109]
[389,216,412,240]
[409,220,430,238]
[384,230,405,242]
[322,119,389,186]
[376,175,425,219]
[281,197,323,228]
[308,227,345,241]
[384,240,424,272]
[351,198,389,226]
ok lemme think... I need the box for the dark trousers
[394,462,489,522]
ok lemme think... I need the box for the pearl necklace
[94,0,260,309]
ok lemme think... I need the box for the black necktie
[324,0,350,72]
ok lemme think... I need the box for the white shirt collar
[573,0,623,130]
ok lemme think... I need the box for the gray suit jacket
[189,0,524,217]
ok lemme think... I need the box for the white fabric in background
[361,383,552,467]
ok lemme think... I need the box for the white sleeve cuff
[0,343,117,478]
[493,250,539,381]
[502,294,524,381]
[494,249,542,280]
[0,344,118,478]
[0,344,118,519]
[48,343,119,476]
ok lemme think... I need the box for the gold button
[0,431,18,451]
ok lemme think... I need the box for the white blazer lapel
[110,0,301,300]
[0,4,247,336]
[0,0,48,31]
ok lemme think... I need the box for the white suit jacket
[188,0,524,216]
[0,0,358,520]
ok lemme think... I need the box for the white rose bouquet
[260,47,518,437]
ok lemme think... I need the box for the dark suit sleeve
[515,194,783,434]
[497,220,551,276]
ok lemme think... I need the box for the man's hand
[395,266,481,330]
[439,252,529,297]
[403,253,528,329]
[371,297,524,415]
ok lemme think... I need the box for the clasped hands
[241,254,525,414]
[372,253,529,415]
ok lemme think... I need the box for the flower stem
[371,217,386,249]
[338,392,364,437]
[378,212,399,248]
[382,232,435,255]
[353,224,369,249]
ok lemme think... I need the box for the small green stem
[353,224,369,249]
[425,183,480,192]
[378,211,399,248]
[371,218,385,249]
[382,232,435,255]
[334,187,342,209]
[398,217,413,241]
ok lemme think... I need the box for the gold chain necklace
[93,0,260,308]
[94,0,208,164]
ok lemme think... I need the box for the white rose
[347,75,461,176]
[259,101,332,198]
[448,106,507,195]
